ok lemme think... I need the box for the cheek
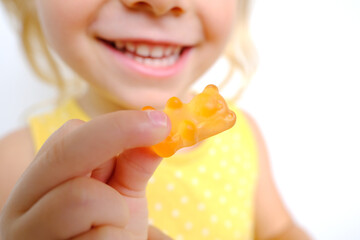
[191,1,237,79]
[35,0,102,50]
[197,1,238,44]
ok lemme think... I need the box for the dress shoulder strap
[28,99,90,152]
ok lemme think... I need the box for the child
[0,0,311,239]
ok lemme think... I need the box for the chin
[108,82,191,110]
[113,92,171,110]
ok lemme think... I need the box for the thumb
[108,147,162,198]
[106,147,165,240]
[148,225,173,240]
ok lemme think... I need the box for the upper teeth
[115,41,181,59]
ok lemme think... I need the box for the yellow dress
[29,99,258,240]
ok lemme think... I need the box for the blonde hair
[224,0,258,101]
[1,0,70,102]
[1,0,257,102]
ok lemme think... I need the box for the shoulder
[240,110,263,139]
[232,108,268,162]
[0,127,35,210]
[239,110,268,160]
[0,127,35,161]
[239,111,300,239]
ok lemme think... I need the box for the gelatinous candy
[143,84,236,157]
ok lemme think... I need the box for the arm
[0,127,34,211]
[242,112,312,240]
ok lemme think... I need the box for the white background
[1,0,359,239]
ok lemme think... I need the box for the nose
[121,0,186,16]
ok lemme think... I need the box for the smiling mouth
[98,38,188,68]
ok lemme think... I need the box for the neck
[76,86,197,119]
[76,87,124,118]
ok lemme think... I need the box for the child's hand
[0,110,170,240]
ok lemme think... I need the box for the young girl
[0,0,311,239]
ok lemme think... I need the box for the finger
[71,226,133,240]
[108,147,162,198]
[10,110,169,212]
[148,225,173,240]
[2,119,85,215]
[107,148,163,239]
[36,119,85,159]
[90,157,116,183]
[15,177,129,240]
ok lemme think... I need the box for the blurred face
[35,0,238,110]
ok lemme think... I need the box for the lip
[98,38,192,79]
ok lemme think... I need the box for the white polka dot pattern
[147,108,258,240]
[29,101,258,240]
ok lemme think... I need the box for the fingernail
[147,110,168,127]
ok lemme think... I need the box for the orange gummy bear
[143,84,236,158]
